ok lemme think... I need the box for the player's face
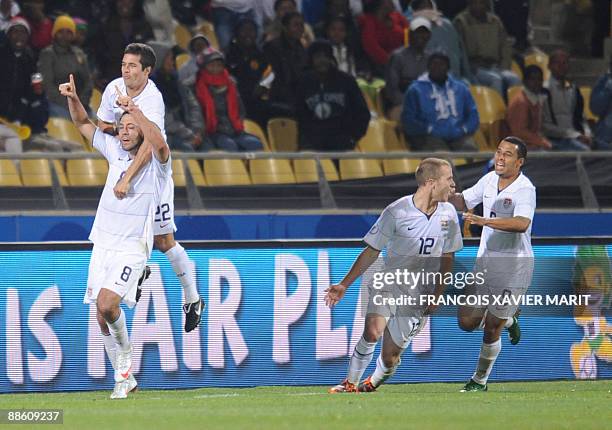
[122,53,150,89]
[494,141,523,177]
[118,114,143,152]
[431,165,455,202]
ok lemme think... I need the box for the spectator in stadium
[402,51,479,151]
[453,0,520,96]
[195,48,263,151]
[0,0,19,34]
[94,0,154,90]
[323,15,368,79]
[211,0,256,52]
[384,16,432,122]
[263,11,308,117]
[588,56,612,150]
[505,65,552,150]
[178,34,210,85]
[295,40,370,151]
[263,0,315,47]
[314,0,358,38]
[38,15,93,119]
[150,42,204,152]
[411,0,472,82]
[542,49,591,151]
[143,0,176,43]
[226,18,270,127]
[20,0,52,53]
[358,0,409,75]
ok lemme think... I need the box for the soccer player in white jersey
[97,43,204,332]
[449,136,536,392]
[326,158,463,393]
[60,74,170,399]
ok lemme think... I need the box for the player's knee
[457,316,478,332]
[363,326,383,343]
[154,234,175,252]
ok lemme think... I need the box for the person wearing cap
[178,33,211,85]
[149,41,204,152]
[384,16,432,122]
[295,39,370,151]
[38,15,93,119]
[226,18,270,127]
[195,47,263,151]
[402,51,479,151]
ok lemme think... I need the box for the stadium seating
[174,24,192,50]
[0,160,22,186]
[339,158,383,180]
[579,86,598,121]
[250,159,296,184]
[187,159,207,186]
[175,53,191,70]
[66,159,108,186]
[381,119,408,151]
[172,159,186,187]
[243,119,271,151]
[511,60,523,81]
[293,159,339,183]
[89,88,102,114]
[267,118,298,152]
[46,118,89,151]
[204,159,251,186]
[470,85,506,149]
[382,158,420,175]
[357,119,385,152]
[20,159,68,187]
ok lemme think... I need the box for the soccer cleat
[357,376,378,393]
[127,374,138,393]
[110,380,129,399]
[135,266,151,303]
[115,345,132,383]
[328,379,358,393]
[507,310,521,345]
[460,379,488,392]
[183,298,205,333]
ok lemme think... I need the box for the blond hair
[415,158,451,185]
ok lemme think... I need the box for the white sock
[370,353,399,387]
[504,318,513,328]
[472,339,501,385]
[165,243,199,303]
[102,333,117,369]
[107,309,130,353]
[347,337,377,384]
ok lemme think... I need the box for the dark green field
[0,381,610,430]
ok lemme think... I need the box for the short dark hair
[274,0,296,11]
[281,11,303,27]
[501,136,527,160]
[412,0,435,11]
[124,43,156,71]
[523,65,543,81]
[427,50,450,67]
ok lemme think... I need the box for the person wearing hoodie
[295,39,370,151]
[178,33,210,85]
[195,48,263,151]
[150,41,205,152]
[402,51,479,151]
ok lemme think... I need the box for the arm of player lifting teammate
[125,100,169,164]
[324,245,381,307]
[462,213,531,233]
[59,74,96,142]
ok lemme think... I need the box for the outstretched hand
[58,74,78,100]
[115,85,133,110]
[324,284,347,308]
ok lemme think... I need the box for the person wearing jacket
[195,48,263,152]
[589,56,612,150]
[150,41,205,152]
[295,39,370,151]
[402,51,479,151]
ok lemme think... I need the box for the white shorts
[84,245,147,308]
[386,315,428,350]
[153,177,176,236]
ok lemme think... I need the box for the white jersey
[364,195,463,274]
[89,129,170,256]
[462,171,536,258]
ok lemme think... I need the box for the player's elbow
[515,218,531,233]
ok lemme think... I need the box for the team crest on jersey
[503,198,513,208]
[440,218,449,230]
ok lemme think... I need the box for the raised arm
[126,100,169,164]
[59,74,96,142]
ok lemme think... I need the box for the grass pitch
[0,381,610,430]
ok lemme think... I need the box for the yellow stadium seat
[524,51,550,81]
[249,159,296,184]
[174,24,192,51]
[357,119,385,152]
[293,159,339,183]
[89,88,102,114]
[474,129,489,151]
[21,159,68,187]
[187,159,206,186]
[267,117,298,152]
[66,159,108,186]
[360,86,376,114]
[470,85,506,149]
[579,86,598,121]
[172,159,186,187]
[381,119,408,151]
[204,159,251,186]
[507,85,523,104]
[383,158,420,175]
[0,160,22,186]
[175,53,191,70]
[244,119,270,151]
[452,158,468,167]
[511,60,523,81]
[339,159,383,180]
[199,21,220,50]
[374,85,385,117]
[46,117,88,151]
